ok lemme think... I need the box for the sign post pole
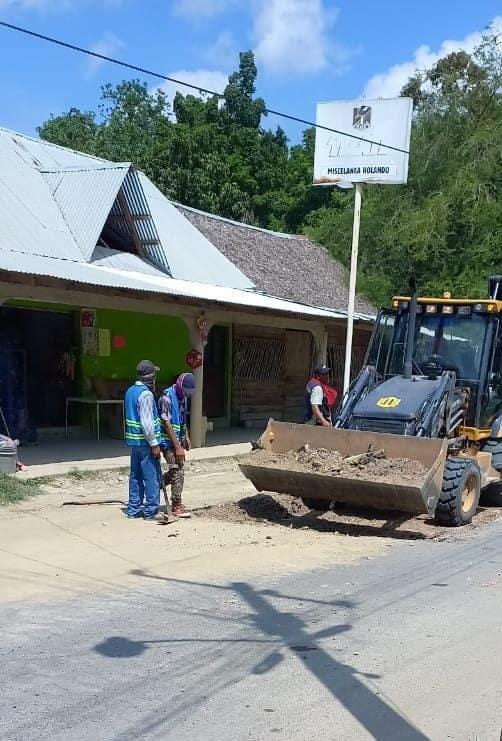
[312,96,412,396]
[343,182,363,395]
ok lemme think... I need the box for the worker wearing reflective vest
[304,364,338,427]
[124,360,162,519]
[158,372,196,518]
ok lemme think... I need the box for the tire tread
[436,457,480,527]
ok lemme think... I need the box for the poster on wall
[113,334,126,349]
[82,327,98,356]
[80,309,97,328]
[98,329,111,357]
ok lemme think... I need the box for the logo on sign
[353,106,372,130]
[376,396,402,409]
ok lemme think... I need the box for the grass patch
[0,474,43,505]
[67,467,93,481]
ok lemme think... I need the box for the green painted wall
[81,308,190,386]
[6,301,191,386]
[4,300,236,428]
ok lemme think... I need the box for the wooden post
[190,357,204,449]
[312,326,328,368]
[183,314,212,448]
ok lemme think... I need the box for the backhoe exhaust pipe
[403,276,418,380]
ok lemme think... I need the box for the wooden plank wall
[231,323,373,427]
[232,325,312,427]
[328,325,372,392]
[283,329,312,422]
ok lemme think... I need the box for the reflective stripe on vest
[159,386,186,449]
[124,383,161,446]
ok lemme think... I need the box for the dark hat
[314,363,331,375]
[136,360,160,376]
[180,372,196,397]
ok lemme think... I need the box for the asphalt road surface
[2,521,502,740]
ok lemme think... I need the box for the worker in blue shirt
[124,360,162,519]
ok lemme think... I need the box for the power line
[0,19,409,155]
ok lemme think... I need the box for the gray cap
[136,360,159,375]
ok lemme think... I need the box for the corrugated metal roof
[140,175,254,290]
[0,127,374,321]
[0,128,252,289]
[0,133,84,262]
[0,249,374,321]
[0,127,110,171]
[120,169,170,274]
[43,165,129,261]
[90,245,167,276]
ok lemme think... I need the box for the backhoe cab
[349,278,502,443]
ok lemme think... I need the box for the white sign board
[313,97,413,186]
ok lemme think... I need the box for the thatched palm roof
[176,204,375,316]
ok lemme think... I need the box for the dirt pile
[242,445,428,485]
[202,492,501,541]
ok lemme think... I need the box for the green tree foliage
[38,36,501,306]
[39,107,98,154]
[38,52,287,226]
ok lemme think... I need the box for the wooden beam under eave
[0,273,370,333]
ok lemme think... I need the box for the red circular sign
[185,349,203,369]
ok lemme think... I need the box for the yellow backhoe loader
[240,276,502,526]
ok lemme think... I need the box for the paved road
[2,521,502,740]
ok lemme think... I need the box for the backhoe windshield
[368,310,489,383]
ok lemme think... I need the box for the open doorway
[0,307,79,438]
[203,325,229,421]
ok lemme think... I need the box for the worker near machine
[158,372,196,518]
[305,364,338,427]
[124,360,162,520]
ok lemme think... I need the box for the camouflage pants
[162,451,185,505]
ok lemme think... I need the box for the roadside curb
[17,442,252,481]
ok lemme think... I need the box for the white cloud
[84,32,125,79]
[253,0,337,74]
[205,30,237,68]
[172,0,232,18]
[365,17,502,98]
[159,69,229,107]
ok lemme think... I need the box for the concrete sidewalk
[18,441,251,480]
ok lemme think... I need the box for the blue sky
[0,0,500,144]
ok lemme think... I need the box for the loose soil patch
[201,492,501,541]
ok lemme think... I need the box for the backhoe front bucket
[240,420,448,516]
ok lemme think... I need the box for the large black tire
[435,457,481,527]
[481,482,502,507]
[482,438,502,471]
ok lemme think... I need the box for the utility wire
[0,19,409,155]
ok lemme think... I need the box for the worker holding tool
[304,364,338,427]
[158,372,196,518]
[124,360,162,520]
